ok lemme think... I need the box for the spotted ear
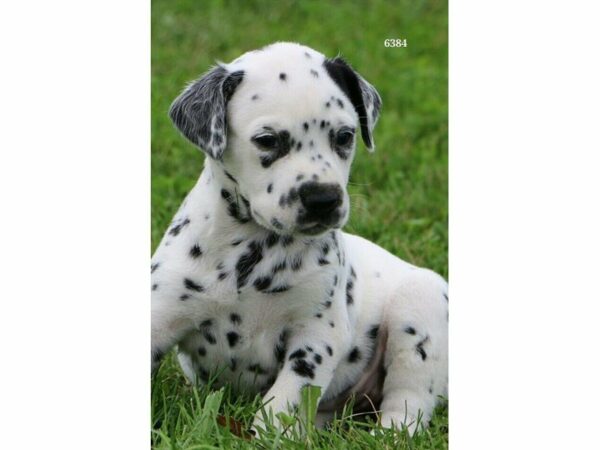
[323,57,382,152]
[169,65,244,159]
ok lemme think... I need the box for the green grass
[152,0,447,447]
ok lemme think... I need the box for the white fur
[152,42,448,435]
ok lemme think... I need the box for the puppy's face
[169,42,381,236]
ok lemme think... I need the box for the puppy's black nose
[298,182,343,217]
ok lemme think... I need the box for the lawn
[152,0,448,448]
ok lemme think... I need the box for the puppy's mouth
[298,223,330,235]
[250,207,347,237]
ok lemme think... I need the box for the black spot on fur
[274,329,289,364]
[230,358,237,371]
[266,233,280,248]
[200,319,213,327]
[221,189,250,224]
[291,256,302,271]
[251,94,259,100]
[189,244,203,258]
[218,272,228,280]
[281,235,294,247]
[318,258,330,266]
[368,325,380,340]
[168,217,190,236]
[271,218,283,230]
[336,98,344,108]
[443,293,448,302]
[226,331,240,347]
[231,239,243,246]
[314,354,322,364]
[184,278,204,292]
[310,69,319,78]
[315,313,322,319]
[198,347,206,356]
[303,122,309,131]
[304,51,311,58]
[236,241,263,289]
[329,321,335,328]
[230,313,241,324]
[292,359,315,379]
[320,120,325,129]
[404,326,416,335]
[267,183,273,193]
[152,283,158,291]
[151,262,159,273]
[346,281,354,305]
[348,347,361,363]
[224,170,238,184]
[203,331,216,345]
[179,294,189,301]
[264,285,290,294]
[296,141,302,151]
[279,72,287,81]
[326,345,333,356]
[289,349,307,360]
[416,336,429,361]
[254,276,273,292]
[287,187,299,205]
[272,260,287,273]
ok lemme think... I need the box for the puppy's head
[169,42,381,236]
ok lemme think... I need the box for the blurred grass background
[152,0,447,448]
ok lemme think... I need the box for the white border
[450,1,600,448]
[0,1,150,448]
[1,1,600,448]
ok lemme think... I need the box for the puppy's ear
[323,57,381,152]
[169,65,244,159]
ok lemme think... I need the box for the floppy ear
[323,57,382,152]
[169,65,244,159]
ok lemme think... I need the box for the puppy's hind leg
[379,268,448,434]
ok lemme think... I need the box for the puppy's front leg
[151,294,198,374]
[253,324,350,433]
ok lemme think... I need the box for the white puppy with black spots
[152,42,448,435]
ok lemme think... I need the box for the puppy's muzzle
[297,182,343,231]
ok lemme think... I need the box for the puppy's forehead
[226,43,356,126]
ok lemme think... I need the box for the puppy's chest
[169,231,347,393]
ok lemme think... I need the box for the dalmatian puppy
[151,42,448,434]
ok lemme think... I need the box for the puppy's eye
[335,129,354,147]
[252,133,279,150]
